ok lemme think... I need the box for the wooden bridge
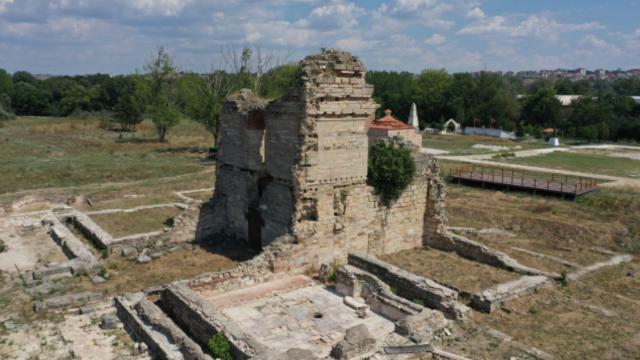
[448,164,598,199]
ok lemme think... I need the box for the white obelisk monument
[408,102,419,129]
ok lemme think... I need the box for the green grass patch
[422,134,545,155]
[500,151,640,179]
[208,332,233,360]
[90,206,182,238]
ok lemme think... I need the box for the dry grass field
[1,116,639,359]
[0,116,213,194]
[428,184,640,358]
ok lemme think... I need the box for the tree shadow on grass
[154,146,209,154]
[115,137,159,144]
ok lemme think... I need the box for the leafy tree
[573,79,593,95]
[525,79,554,94]
[114,76,149,131]
[366,71,417,122]
[0,103,14,120]
[60,84,91,115]
[567,97,614,139]
[368,141,416,204]
[521,88,562,128]
[613,77,640,95]
[0,69,13,96]
[148,99,181,142]
[145,46,181,142]
[415,69,452,127]
[11,82,50,115]
[259,63,299,99]
[554,78,574,95]
[12,71,37,85]
[447,73,475,125]
[208,332,232,360]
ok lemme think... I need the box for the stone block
[331,324,377,359]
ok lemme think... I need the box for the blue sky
[0,0,638,74]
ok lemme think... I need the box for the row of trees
[2,52,640,142]
[367,70,640,141]
[0,46,298,142]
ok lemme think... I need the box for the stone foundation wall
[347,253,470,320]
[159,284,269,359]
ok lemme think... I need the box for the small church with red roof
[367,109,422,148]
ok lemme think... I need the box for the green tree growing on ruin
[145,46,181,142]
[208,332,233,360]
[367,141,416,205]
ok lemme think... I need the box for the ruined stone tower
[209,49,447,267]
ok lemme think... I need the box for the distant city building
[507,67,637,81]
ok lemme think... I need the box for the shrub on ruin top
[208,332,233,360]
[367,140,416,205]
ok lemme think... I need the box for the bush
[0,239,5,253]
[368,140,416,204]
[0,103,15,120]
[208,332,233,360]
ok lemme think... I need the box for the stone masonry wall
[204,49,448,267]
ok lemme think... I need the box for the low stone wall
[347,253,470,319]
[429,232,559,279]
[159,284,270,359]
[336,265,422,322]
[471,276,551,313]
[111,231,168,250]
[63,211,114,250]
[34,291,104,313]
[44,215,100,274]
[136,298,213,360]
[115,293,186,360]
[186,237,303,293]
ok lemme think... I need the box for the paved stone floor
[217,280,395,357]
[0,218,68,272]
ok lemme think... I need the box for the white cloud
[336,36,378,51]
[466,7,484,19]
[424,33,446,45]
[579,34,621,56]
[458,14,602,42]
[581,34,609,49]
[377,0,455,29]
[0,0,14,14]
[307,0,366,29]
[393,0,438,12]
[244,21,318,47]
[458,16,508,35]
[130,0,191,16]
